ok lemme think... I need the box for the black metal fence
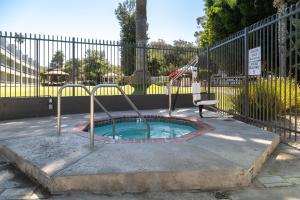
[0,33,198,97]
[208,3,300,141]
[1,3,300,141]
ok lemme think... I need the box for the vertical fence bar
[206,47,211,99]
[33,35,39,97]
[0,32,2,97]
[4,32,7,97]
[14,33,16,97]
[37,35,39,97]
[9,32,12,97]
[262,27,266,127]
[72,37,75,96]
[244,28,249,121]
[270,23,274,132]
[294,11,299,141]
[143,44,146,95]
[288,15,293,139]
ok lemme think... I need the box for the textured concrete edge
[247,135,280,179]
[50,169,251,194]
[0,131,281,195]
[0,143,252,195]
[0,144,53,190]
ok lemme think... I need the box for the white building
[0,37,37,85]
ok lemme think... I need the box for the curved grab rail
[90,84,150,147]
[168,57,198,116]
[57,84,116,139]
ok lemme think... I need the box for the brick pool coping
[72,115,214,144]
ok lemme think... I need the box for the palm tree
[135,0,147,70]
[14,33,24,85]
[131,0,150,93]
[14,33,24,45]
[274,0,287,76]
[273,0,298,76]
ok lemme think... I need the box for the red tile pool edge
[72,115,214,144]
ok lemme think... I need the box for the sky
[0,0,204,45]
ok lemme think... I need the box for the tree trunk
[135,0,147,71]
[131,0,150,94]
[278,3,287,77]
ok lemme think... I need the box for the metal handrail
[90,84,150,147]
[57,84,116,140]
[168,57,198,116]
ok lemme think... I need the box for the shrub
[232,77,300,121]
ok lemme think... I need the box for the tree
[149,39,169,47]
[135,0,148,71]
[115,0,149,93]
[14,33,24,84]
[148,39,171,76]
[164,39,195,69]
[147,39,196,77]
[194,16,210,47]
[14,33,24,45]
[173,39,194,48]
[83,50,109,83]
[238,0,276,27]
[273,0,298,76]
[64,58,81,82]
[289,17,300,82]
[51,51,64,68]
[131,0,150,93]
[274,0,288,77]
[115,0,136,75]
[197,0,276,47]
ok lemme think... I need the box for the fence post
[72,37,75,96]
[244,27,249,121]
[206,47,211,100]
[142,44,146,95]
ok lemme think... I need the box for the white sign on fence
[248,47,261,76]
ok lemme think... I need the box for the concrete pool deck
[0,108,279,194]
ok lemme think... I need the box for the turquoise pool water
[93,118,197,140]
